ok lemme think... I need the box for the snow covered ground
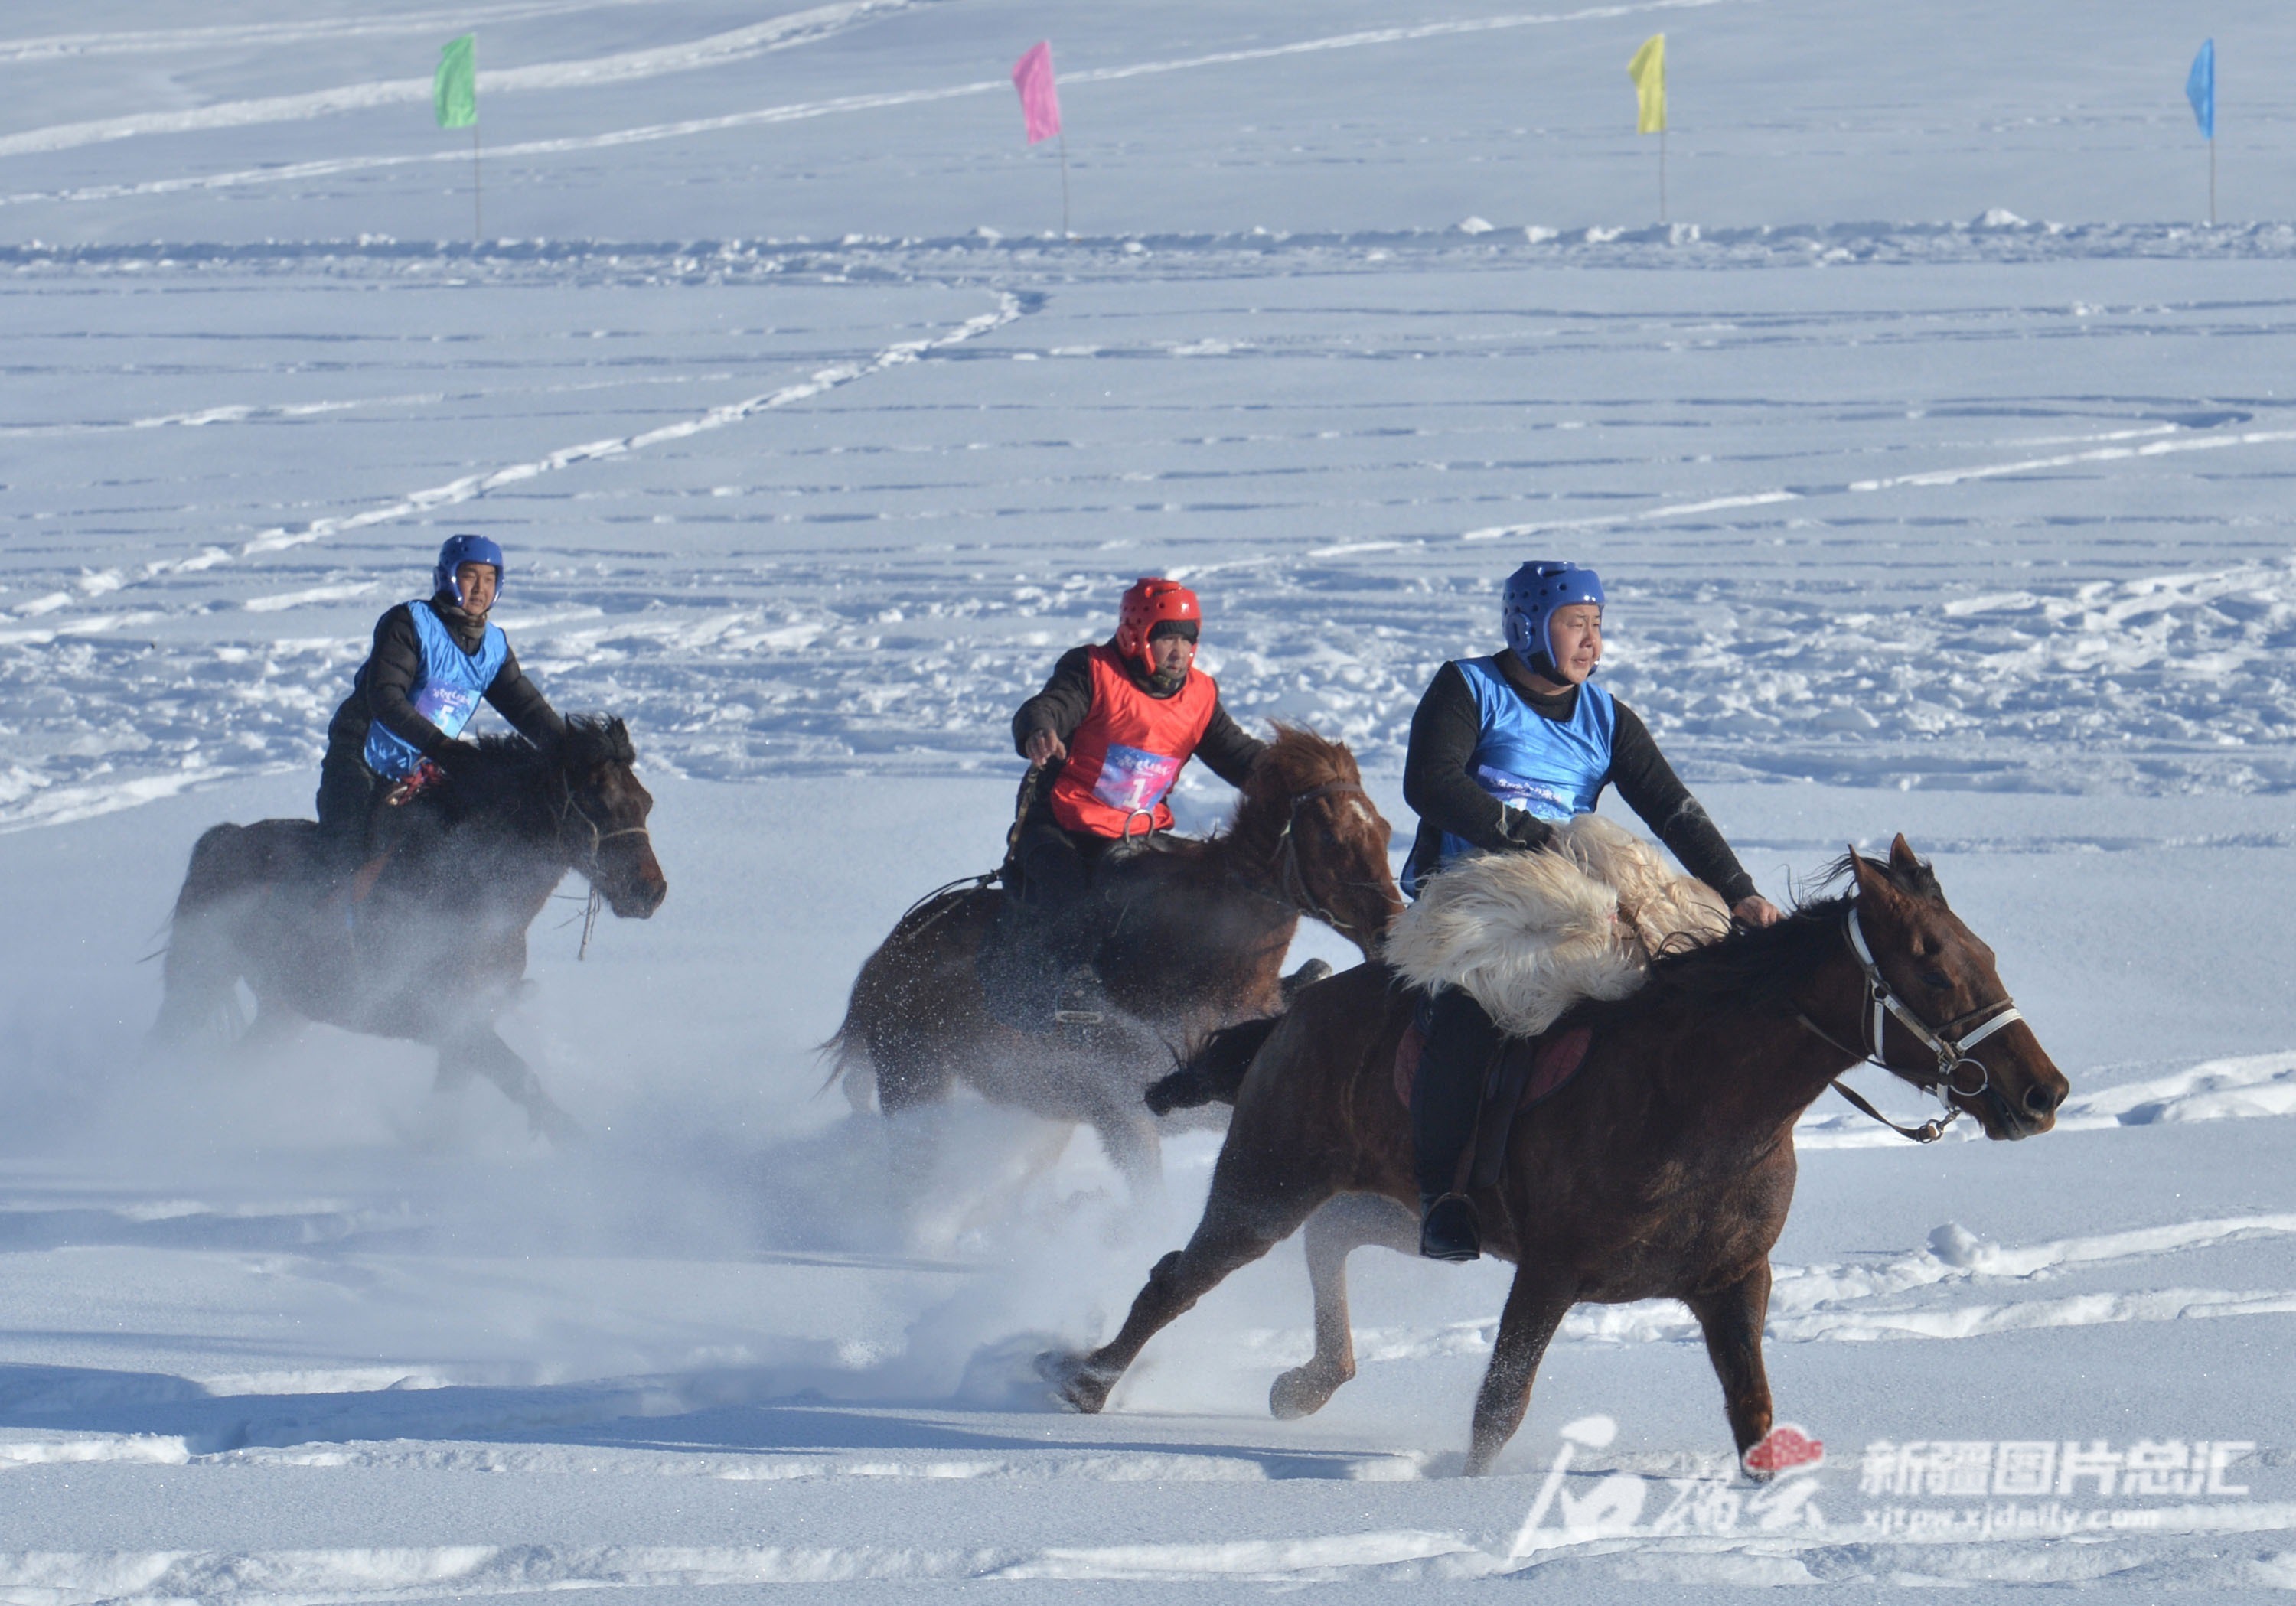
[3,0,2296,1595]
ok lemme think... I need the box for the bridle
[556,778,654,957]
[1795,903,2024,1143]
[1267,780,1384,945]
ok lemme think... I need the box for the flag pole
[472,123,484,244]
[1659,127,1668,223]
[2209,134,2216,226]
[1058,127,1071,238]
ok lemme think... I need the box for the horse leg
[1463,1262,1577,1476]
[1088,1102,1163,1206]
[1040,1170,1334,1415]
[1270,1191,1420,1420]
[1685,1262,1776,1471]
[154,907,246,1044]
[437,1028,582,1145]
[241,993,307,1054]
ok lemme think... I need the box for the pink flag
[1011,41,1061,144]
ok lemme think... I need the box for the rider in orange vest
[1003,578,1265,1027]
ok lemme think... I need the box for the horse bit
[1796,903,2025,1143]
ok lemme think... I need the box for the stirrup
[1419,1192,1482,1262]
[1053,963,1111,1027]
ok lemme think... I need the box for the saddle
[1394,1018,1593,1192]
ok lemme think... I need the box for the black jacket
[1401,651,1756,906]
[1012,640,1266,788]
[323,592,564,766]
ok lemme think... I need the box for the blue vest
[362,601,508,780]
[1405,657,1616,894]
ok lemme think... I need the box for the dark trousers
[314,747,386,870]
[1411,985,1503,1202]
[1012,817,1119,972]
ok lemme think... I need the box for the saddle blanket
[1384,814,1732,1038]
[1392,1020,1593,1114]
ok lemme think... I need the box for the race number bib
[414,682,482,740]
[1474,764,1574,822]
[1092,743,1185,813]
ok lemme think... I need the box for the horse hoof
[1034,1349,1113,1414]
[530,1104,586,1148]
[1280,958,1334,1001]
[1268,1364,1345,1421]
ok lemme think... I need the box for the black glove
[1497,807,1556,852]
[429,738,483,771]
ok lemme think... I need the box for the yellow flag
[1627,33,1666,134]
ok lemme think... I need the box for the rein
[1796,903,2024,1143]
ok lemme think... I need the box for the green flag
[435,34,476,129]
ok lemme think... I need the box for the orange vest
[1047,645,1220,838]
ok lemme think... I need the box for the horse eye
[1919,969,1950,989]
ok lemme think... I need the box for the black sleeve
[363,604,456,757]
[1012,645,1097,756]
[1401,662,1551,853]
[1194,700,1267,787]
[1607,701,1758,907]
[483,645,566,746]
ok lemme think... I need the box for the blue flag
[2187,39,2214,140]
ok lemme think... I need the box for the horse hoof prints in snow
[827,726,1401,1197]
[154,716,666,1142]
[1038,831,2067,1477]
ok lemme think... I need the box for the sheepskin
[1384,816,1732,1038]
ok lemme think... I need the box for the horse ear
[1849,845,1901,912]
[1888,833,1923,877]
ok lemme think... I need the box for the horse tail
[155,823,259,1042]
[816,1025,877,1114]
[1148,1013,1284,1115]
[820,878,995,1116]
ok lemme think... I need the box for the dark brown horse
[1039,837,2068,1474]
[826,726,1403,1194]
[154,716,667,1140]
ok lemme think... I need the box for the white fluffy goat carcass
[1384,815,1733,1038]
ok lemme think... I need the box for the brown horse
[826,726,1403,1194]
[1039,836,2068,1474]
[154,716,667,1139]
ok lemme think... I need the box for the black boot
[1419,1192,1482,1262]
[1410,986,1502,1262]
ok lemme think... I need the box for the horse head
[550,715,667,919]
[1845,835,2066,1140]
[1233,725,1403,959]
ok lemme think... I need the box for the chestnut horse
[154,716,667,1140]
[1039,837,2068,1474]
[827,726,1402,1194]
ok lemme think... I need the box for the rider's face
[455,562,499,614]
[1146,631,1196,679]
[1543,604,1603,685]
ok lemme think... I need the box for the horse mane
[1577,847,1941,1024]
[425,715,634,829]
[1222,723,1362,854]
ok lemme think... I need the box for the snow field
[2,0,2296,1595]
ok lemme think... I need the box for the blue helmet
[1502,560,1605,669]
[434,534,504,606]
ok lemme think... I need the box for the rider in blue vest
[1401,560,1782,1262]
[314,535,565,871]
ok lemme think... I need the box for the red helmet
[1114,577,1201,668]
